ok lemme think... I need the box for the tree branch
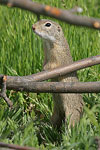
[0,0,100,29]
[0,55,99,94]
[0,142,38,150]
[0,76,13,108]
[0,55,99,83]
[5,81,100,93]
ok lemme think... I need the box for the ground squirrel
[32,19,84,128]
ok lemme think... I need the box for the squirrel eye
[45,22,51,27]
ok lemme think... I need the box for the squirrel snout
[32,26,35,31]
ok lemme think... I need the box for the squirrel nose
[32,26,35,31]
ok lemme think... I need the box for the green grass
[0,0,100,149]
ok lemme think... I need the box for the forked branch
[0,55,99,94]
[0,0,100,29]
[0,55,99,82]
[0,76,13,108]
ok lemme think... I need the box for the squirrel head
[32,19,64,43]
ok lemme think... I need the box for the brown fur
[32,19,84,128]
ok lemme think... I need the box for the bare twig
[0,76,13,108]
[0,142,39,150]
[0,55,99,93]
[0,0,100,29]
[4,81,100,93]
[0,55,99,83]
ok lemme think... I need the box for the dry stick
[0,0,100,29]
[0,142,39,150]
[0,76,13,107]
[6,81,100,93]
[0,55,99,93]
[0,55,99,82]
